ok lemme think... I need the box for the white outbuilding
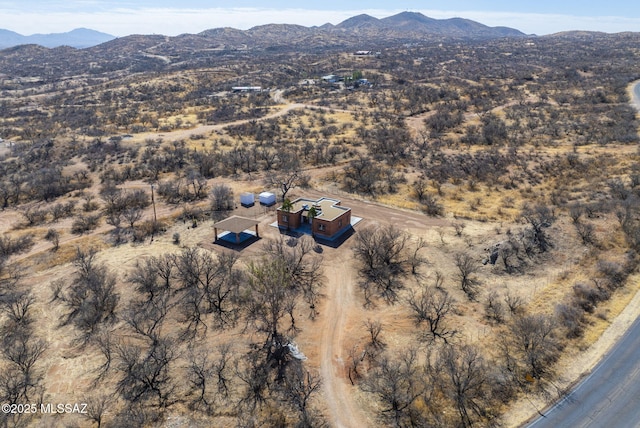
[240,192,255,207]
[259,192,276,206]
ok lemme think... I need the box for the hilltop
[0,11,525,50]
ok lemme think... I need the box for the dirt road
[304,188,448,428]
[131,90,353,143]
[319,260,371,428]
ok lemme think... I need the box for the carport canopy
[214,215,260,243]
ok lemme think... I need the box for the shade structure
[213,215,260,244]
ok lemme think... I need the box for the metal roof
[214,215,260,234]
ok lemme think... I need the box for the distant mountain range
[0,12,525,50]
[0,12,531,78]
[0,28,116,49]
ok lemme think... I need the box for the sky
[1,1,639,37]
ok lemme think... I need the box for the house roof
[214,215,260,234]
[283,197,350,222]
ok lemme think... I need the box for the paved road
[526,315,640,427]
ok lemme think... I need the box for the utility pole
[150,183,157,243]
[151,184,157,223]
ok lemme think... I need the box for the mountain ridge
[0,12,526,50]
[0,28,116,49]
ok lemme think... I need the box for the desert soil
[3,83,640,427]
[298,190,448,428]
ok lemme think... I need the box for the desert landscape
[1,12,640,428]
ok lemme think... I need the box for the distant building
[354,50,372,55]
[232,86,262,93]
[277,197,352,239]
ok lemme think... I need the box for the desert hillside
[1,30,640,427]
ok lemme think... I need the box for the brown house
[277,197,352,238]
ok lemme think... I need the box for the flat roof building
[277,197,352,239]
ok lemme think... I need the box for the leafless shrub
[568,203,583,224]
[573,282,608,313]
[555,303,585,339]
[50,201,76,221]
[185,344,233,414]
[407,284,456,343]
[0,290,35,330]
[347,345,367,386]
[20,204,48,226]
[420,193,444,216]
[210,183,234,220]
[114,338,177,409]
[452,222,466,237]
[434,344,496,428]
[597,260,626,290]
[134,220,166,241]
[364,319,385,351]
[83,393,114,428]
[82,194,99,212]
[71,214,101,234]
[44,228,60,251]
[58,248,119,342]
[352,225,409,305]
[0,235,34,258]
[575,222,596,246]
[504,314,562,381]
[362,349,425,427]
[454,252,481,300]
[521,204,555,254]
[504,291,524,315]
[484,291,505,323]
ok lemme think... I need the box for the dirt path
[130,90,353,143]
[319,256,371,428]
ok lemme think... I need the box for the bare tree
[0,234,34,258]
[262,236,324,319]
[452,222,466,237]
[244,257,297,345]
[0,290,35,330]
[267,169,302,202]
[210,183,234,220]
[174,248,243,339]
[127,254,176,302]
[363,349,426,427]
[123,206,144,230]
[44,228,60,251]
[575,221,596,246]
[352,225,409,305]
[504,290,525,315]
[92,329,114,383]
[521,204,555,254]
[282,363,324,427]
[568,203,583,224]
[435,344,495,428]
[484,291,505,323]
[114,338,177,409]
[407,284,456,343]
[364,319,385,350]
[503,314,562,382]
[59,248,119,342]
[1,329,48,402]
[122,291,171,344]
[409,237,428,277]
[185,344,233,414]
[454,252,481,300]
[84,393,114,428]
